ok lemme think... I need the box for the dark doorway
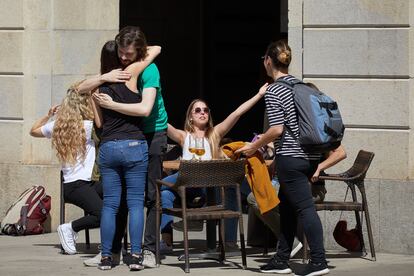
[120,0,287,141]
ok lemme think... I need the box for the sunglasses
[193,107,210,114]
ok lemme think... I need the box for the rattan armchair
[303,150,376,262]
[155,159,247,273]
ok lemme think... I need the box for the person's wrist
[100,73,107,83]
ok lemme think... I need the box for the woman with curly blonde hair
[30,83,102,255]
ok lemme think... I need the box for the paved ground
[1,228,414,276]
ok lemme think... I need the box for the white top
[182,132,212,160]
[41,120,96,183]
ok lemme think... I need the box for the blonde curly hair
[51,82,94,165]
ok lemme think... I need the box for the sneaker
[129,254,144,271]
[172,220,203,232]
[290,241,303,258]
[142,249,157,268]
[97,256,112,270]
[260,256,292,274]
[57,223,78,255]
[294,261,329,276]
[84,252,122,267]
[159,240,173,255]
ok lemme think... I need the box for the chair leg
[360,185,376,261]
[219,219,225,262]
[182,217,190,273]
[83,210,90,250]
[351,186,366,254]
[238,214,247,269]
[60,178,65,254]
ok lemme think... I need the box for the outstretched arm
[30,105,59,137]
[214,83,268,138]
[167,123,186,147]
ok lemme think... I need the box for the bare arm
[235,125,283,156]
[167,123,186,146]
[29,105,59,137]
[77,70,132,94]
[93,87,157,117]
[90,93,102,128]
[214,83,268,138]
[311,145,347,182]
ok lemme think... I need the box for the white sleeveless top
[182,132,212,160]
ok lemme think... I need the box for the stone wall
[289,0,414,254]
[0,0,119,232]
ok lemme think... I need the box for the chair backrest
[344,150,375,182]
[175,159,245,188]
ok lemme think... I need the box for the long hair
[51,83,94,165]
[115,26,148,61]
[184,99,220,159]
[265,39,291,70]
[101,40,121,74]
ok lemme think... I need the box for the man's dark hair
[100,40,121,74]
[115,26,148,61]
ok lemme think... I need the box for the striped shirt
[265,75,321,160]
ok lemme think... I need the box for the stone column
[0,0,119,231]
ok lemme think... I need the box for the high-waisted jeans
[99,139,148,257]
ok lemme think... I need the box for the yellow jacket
[221,142,279,214]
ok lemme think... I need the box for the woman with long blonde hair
[30,84,102,255]
[158,84,267,252]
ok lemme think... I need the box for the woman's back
[100,83,145,143]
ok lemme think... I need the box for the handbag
[333,186,362,251]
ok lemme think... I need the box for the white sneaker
[83,252,123,267]
[142,249,157,268]
[57,223,77,254]
[159,240,173,255]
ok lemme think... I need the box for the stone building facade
[0,0,412,254]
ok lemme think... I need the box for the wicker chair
[302,150,376,262]
[155,159,247,273]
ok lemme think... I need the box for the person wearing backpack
[30,84,102,255]
[236,40,330,276]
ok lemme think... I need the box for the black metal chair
[155,159,247,273]
[303,150,376,262]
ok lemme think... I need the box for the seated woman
[30,84,101,255]
[160,84,268,252]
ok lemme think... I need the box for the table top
[163,159,273,170]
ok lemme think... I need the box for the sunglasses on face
[193,107,210,114]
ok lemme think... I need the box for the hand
[258,83,269,96]
[47,105,60,118]
[101,69,131,83]
[235,143,258,157]
[311,168,321,183]
[93,93,115,109]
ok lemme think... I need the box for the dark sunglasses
[193,107,210,114]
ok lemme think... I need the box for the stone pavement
[1,228,414,276]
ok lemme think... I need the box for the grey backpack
[276,78,345,153]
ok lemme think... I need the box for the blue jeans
[99,140,148,256]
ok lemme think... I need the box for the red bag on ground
[1,185,51,235]
[333,220,362,252]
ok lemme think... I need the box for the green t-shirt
[138,63,168,133]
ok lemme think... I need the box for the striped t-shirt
[265,75,321,160]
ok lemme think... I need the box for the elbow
[142,108,152,117]
[29,130,35,137]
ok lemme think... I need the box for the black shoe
[294,261,329,276]
[97,256,112,270]
[129,254,144,271]
[260,256,292,274]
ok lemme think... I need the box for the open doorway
[120,0,287,141]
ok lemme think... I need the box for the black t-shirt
[100,83,145,143]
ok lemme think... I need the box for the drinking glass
[188,135,197,160]
[194,137,205,160]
